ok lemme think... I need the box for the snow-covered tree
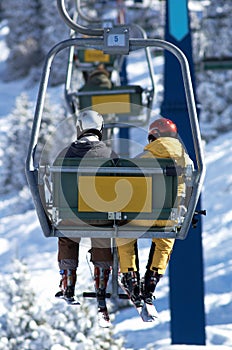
[2,0,71,84]
[0,260,124,350]
[196,1,232,140]
[38,0,71,86]
[0,92,67,195]
[0,259,47,350]
[0,93,34,194]
[199,1,232,59]
[2,0,43,81]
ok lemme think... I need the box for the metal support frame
[75,0,102,24]
[57,0,103,36]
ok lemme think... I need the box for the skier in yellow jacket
[117,117,193,304]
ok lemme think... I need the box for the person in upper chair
[81,63,112,90]
[67,64,112,116]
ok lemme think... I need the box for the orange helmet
[148,118,177,141]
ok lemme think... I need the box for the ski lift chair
[74,47,117,71]
[65,40,124,116]
[67,0,123,76]
[26,36,204,240]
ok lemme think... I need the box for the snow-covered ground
[1,18,232,349]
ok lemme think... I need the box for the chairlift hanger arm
[75,0,102,24]
[57,0,103,36]
[130,24,155,102]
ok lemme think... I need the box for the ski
[141,301,158,321]
[118,277,149,321]
[55,291,80,305]
[144,301,158,319]
[118,277,159,322]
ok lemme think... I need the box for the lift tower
[161,0,206,345]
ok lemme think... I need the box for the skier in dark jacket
[55,110,117,322]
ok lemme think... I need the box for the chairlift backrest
[76,85,144,116]
[76,48,116,66]
[49,157,180,237]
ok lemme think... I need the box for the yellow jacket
[132,136,193,227]
[142,136,192,199]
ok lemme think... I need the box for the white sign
[107,34,126,47]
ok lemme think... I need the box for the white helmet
[76,110,104,140]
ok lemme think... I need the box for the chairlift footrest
[83,292,111,298]
[118,293,129,299]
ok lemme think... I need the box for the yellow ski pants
[116,237,175,275]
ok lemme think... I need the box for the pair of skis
[118,279,158,322]
[133,299,158,322]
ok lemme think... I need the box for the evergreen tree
[196,1,232,140]
[2,0,71,84]
[0,260,47,350]
[39,0,71,86]
[2,0,43,80]
[0,260,124,350]
[0,92,67,195]
[0,93,33,194]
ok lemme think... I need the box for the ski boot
[121,271,142,307]
[142,269,162,304]
[94,267,111,326]
[55,269,76,302]
[94,267,110,309]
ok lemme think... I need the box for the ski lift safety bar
[26,36,205,240]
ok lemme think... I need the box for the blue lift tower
[161,0,206,345]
